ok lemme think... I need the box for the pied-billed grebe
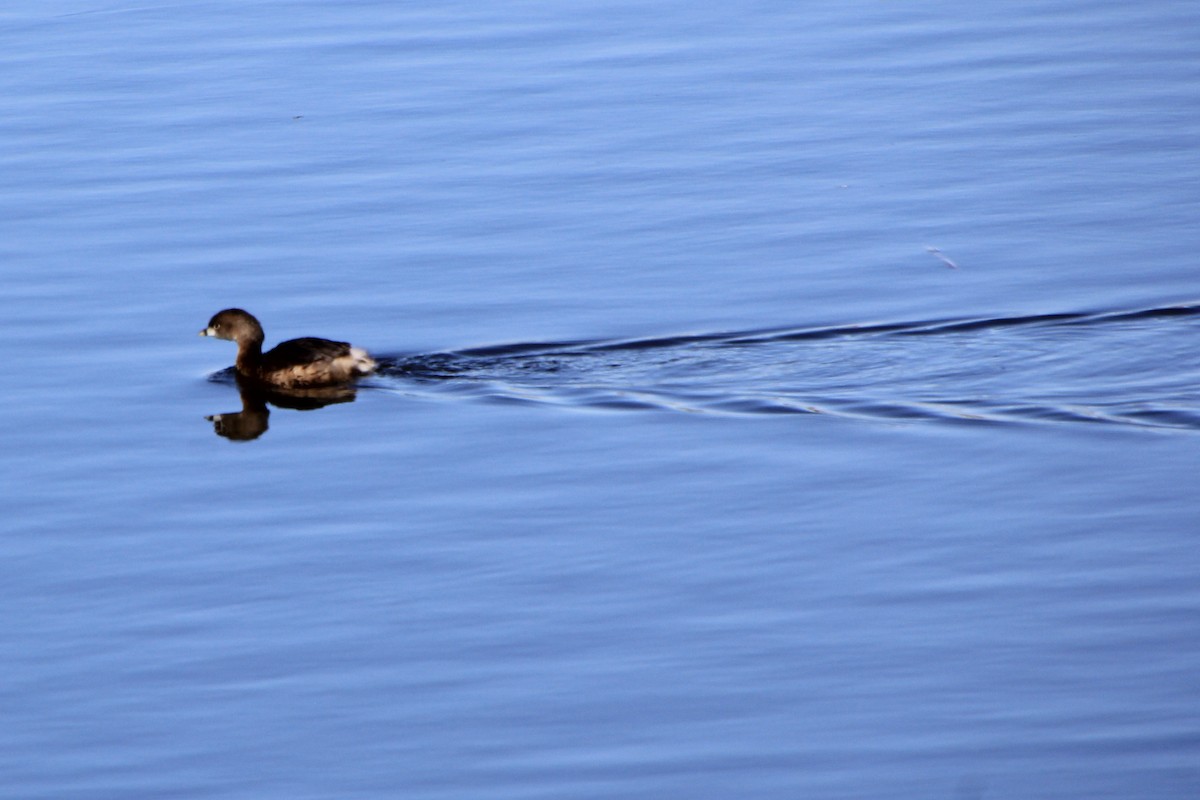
[200,308,376,388]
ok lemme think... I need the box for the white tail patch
[349,347,376,376]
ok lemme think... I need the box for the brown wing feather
[261,337,352,370]
[256,337,359,387]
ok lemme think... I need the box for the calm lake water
[2,1,1198,798]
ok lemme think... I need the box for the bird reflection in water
[206,374,358,441]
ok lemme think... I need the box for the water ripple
[369,301,1200,429]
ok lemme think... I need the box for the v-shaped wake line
[357,299,1200,430]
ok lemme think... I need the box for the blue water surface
[1,1,1198,798]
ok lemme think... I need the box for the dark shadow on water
[205,371,356,441]
[204,300,1200,435]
